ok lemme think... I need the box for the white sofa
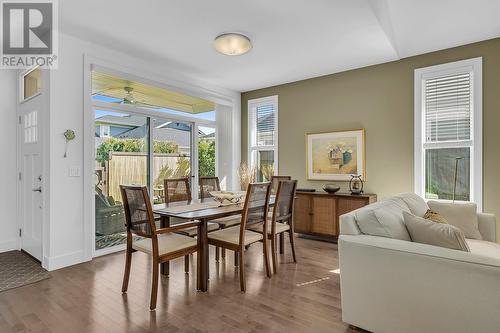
[338,193,500,333]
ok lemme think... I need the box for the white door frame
[84,54,234,260]
[16,67,50,268]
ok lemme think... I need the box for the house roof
[95,115,146,127]
[96,114,211,147]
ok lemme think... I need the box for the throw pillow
[403,212,470,252]
[423,209,449,224]
[427,201,482,240]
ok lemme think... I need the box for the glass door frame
[91,101,216,257]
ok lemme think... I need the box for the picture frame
[306,129,365,181]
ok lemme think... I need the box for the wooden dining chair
[199,176,220,199]
[269,175,292,253]
[208,182,272,292]
[270,175,292,195]
[164,177,219,272]
[120,185,200,310]
[249,180,298,274]
[199,176,241,262]
[164,177,192,204]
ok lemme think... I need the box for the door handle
[32,186,42,193]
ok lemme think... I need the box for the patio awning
[92,71,215,114]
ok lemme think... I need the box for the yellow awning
[92,71,215,114]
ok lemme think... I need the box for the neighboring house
[95,114,197,154]
[256,108,275,146]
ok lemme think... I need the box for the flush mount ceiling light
[213,33,252,56]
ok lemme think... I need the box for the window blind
[425,72,471,142]
[250,103,275,146]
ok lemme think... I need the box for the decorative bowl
[322,184,340,194]
[209,191,246,204]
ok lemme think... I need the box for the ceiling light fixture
[213,33,252,56]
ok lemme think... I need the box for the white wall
[45,32,240,270]
[0,70,18,252]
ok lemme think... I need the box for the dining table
[153,196,275,292]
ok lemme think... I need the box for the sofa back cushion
[355,200,411,241]
[427,201,482,240]
[391,193,429,217]
[403,212,470,251]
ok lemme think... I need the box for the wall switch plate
[69,166,81,177]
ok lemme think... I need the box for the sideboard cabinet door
[311,196,337,236]
[294,194,312,233]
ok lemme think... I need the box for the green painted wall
[242,38,500,241]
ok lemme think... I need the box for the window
[248,96,278,181]
[22,67,42,101]
[100,125,110,137]
[414,58,482,206]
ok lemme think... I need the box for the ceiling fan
[123,86,136,104]
[120,86,160,109]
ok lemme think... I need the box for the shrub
[96,138,178,164]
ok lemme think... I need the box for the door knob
[32,186,42,193]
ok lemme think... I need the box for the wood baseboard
[298,233,338,244]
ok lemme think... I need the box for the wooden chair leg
[184,255,189,273]
[122,247,132,293]
[150,258,159,311]
[262,237,272,278]
[215,246,220,262]
[271,235,278,274]
[161,261,169,277]
[234,251,239,267]
[289,230,297,263]
[279,233,285,254]
[238,251,246,292]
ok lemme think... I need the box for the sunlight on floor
[296,277,330,287]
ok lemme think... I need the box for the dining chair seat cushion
[208,226,263,246]
[249,222,290,235]
[176,222,219,237]
[212,215,241,227]
[132,233,197,256]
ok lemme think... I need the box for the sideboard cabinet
[294,191,377,239]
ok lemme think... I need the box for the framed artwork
[306,129,365,181]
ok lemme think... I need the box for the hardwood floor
[0,237,362,333]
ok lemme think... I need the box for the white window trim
[247,95,279,176]
[414,57,482,209]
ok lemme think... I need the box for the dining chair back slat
[272,180,298,225]
[199,177,220,199]
[120,185,155,238]
[164,177,192,203]
[240,182,271,234]
[270,176,292,195]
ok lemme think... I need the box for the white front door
[18,73,45,261]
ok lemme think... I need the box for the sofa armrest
[478,213,496,242]
[339,212,361,235]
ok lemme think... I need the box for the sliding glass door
[152,119,192,203]
[198,126,216,178]
[94,110,149,251]
[94,109,196,252]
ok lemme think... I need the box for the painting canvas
[306,129,365,181]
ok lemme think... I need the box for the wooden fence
[104,152,190,201]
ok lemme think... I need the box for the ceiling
[60,0,500,92]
